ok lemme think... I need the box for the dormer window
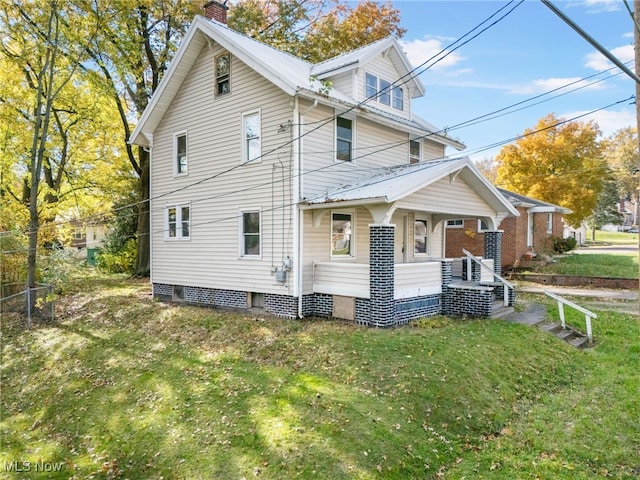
[364,72,403,111]
[409,139,421,164]
[215,53,230,95]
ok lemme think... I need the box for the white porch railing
[462,249,514,307]
[544,290,596,343]
[312,261,442,300]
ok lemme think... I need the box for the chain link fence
[0,283,54,328]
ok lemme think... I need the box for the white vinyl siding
[150,43,295,294]
[358,56,410,118]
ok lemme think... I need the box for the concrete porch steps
[491,300,514,318]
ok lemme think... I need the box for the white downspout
[295,98,318,318]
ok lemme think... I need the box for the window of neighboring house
[336,116,353,162]
[409,139,421,163]
[446,219,464,228]
[392,86,403,110]
[175,132,187,175]
[414,219,428,255]
[215,52,230,95]
[243,110,261,163]
[241,210,261,257]
[331,212,353,256]
[478,219,489,232]
[365,73,377,99]
[547,213,553,234]
[74,227,83,240]
[379,79,391,105]
[166,204,190,240]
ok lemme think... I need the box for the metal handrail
[544,290,596,343]
[461,249,513,306]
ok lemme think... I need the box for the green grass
[540,253,639,279]
[591,230,638,244]
[1,281,638,479]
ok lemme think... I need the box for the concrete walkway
[518,285,638,301]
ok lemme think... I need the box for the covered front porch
[300,158,519,326]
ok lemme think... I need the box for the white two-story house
[130,1,518,326]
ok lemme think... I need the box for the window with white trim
[166,204,190,240]
[364,72,403,111]
[392,86,403,110]
[547,213,553,234]
[478,219,489,232]
[215,52,230,95]
[241,210,261,257]
[175,132,187,175]
[331,212,353,256]
[414,219,428,255]
[242,110,261,163]
[446,219,464,228]
[409,139,421,163]
[336,117,353,162]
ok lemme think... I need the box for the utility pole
[635,1,640,316]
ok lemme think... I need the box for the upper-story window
[364,72,403,111]
[242,110,261,163]
[336,116,353,162]
[392,86,403,110]
[409,139,421,164]
[175,132,187,175]
[215,53,230,95]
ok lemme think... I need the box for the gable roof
[311,36,425,98]
[498,188,572,214]
[130,16,462,150]
[303,157,519,218]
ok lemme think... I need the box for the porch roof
[497,188,572,214]
[302,157,519,219]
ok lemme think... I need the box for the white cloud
[508,77,605,95]
[584,44,634,71]
[562,108,635,135]
[581,0,621,13]
[400,37,466,72]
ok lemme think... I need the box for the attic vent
[204,1,228,24]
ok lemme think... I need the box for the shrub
[95,238,137,274]
[552,236,578,254]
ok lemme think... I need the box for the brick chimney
[204,1,228,24]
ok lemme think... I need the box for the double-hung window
[392,86,403,110]
[241,210,261,257]
[414,219,428,255]
[166,204,190,240]
[336,117,353,162]
[215,53,230,95]
[379,79,391,105]
[243,110,261,163]
[175,132,187,175]
[365,73,377,99]
[409,139,421,163]
[331,212,353,256]
[547,213,553,234]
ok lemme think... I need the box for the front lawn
[541,253,638,279]
[1,280,638,479]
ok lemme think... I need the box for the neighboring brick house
[129,2,519,324]
[445,189,571,269]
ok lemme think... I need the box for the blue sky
[394,0,635,162]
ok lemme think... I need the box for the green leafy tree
[496,114,606,226]
[587,178,624,240]
[602,127,639,226]
[229,0,405,63]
